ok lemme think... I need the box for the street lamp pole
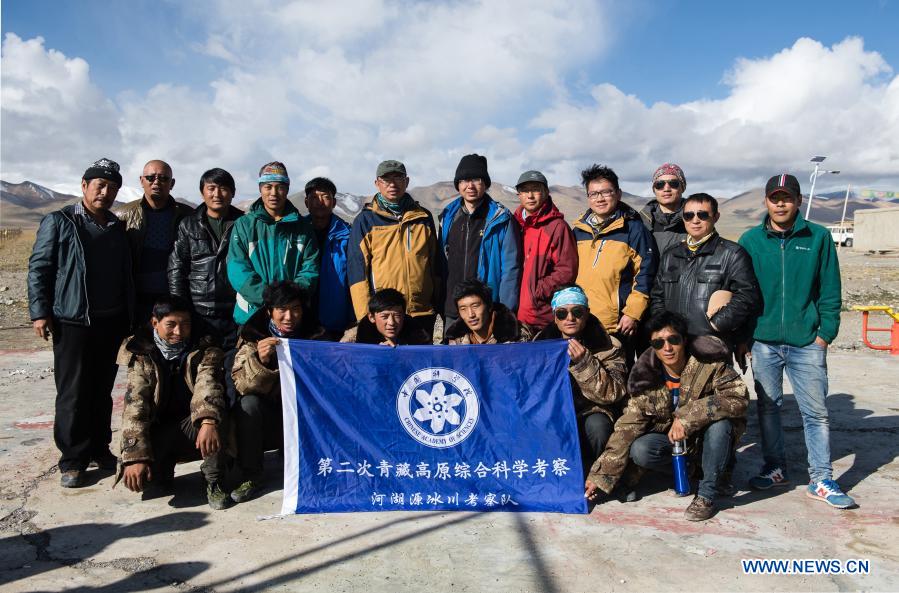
[805,156,826,219]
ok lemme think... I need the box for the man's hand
[257,337,280,365]
[568,338,588,365]
[814,336,829,349]
[196,423,220,458]
[123,462,151,492]
[33,319,51,340]
[667,417,686,443]
[379,339,398,348]
[734,342,750,374]
[585,479,602,502]
[616,314,638,337]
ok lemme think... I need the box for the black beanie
[82,157,122,187]
[454,154,491,189]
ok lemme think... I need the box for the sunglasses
[555,306,587,321]
[650,334,684,349]
[143,174,171,183]
[682,210,712,221]
[653,179,682,191]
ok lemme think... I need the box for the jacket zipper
[780,236,786,341]
[592,239,606,268]
[463,214,471,279]
[67,212,92,326]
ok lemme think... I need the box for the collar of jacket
[642,199,685,228]
[194,203,243,223]
[368,194,429,223]
[574,201,639,237]
[247,197,300,223]
[238,305,323,343]
[444,302,519,342]
[441,194,510,236]
[671,232,721,259]
[533,313,614,352]
[762,213,810,238]
[62,202,122,227]
[628,334,730,393]
[514,197,564,228]
[352,315,431,345]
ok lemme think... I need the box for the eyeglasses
[143,174,171,183]
[653,179,682,191]
[587,189,616,200]
[682,210,712,221]
[377,176,406,186]
[650,334,684,349]
[554,306,587,321]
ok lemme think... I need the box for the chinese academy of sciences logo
[396,367,480,449]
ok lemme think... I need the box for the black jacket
[650,233,760,345]
[639,200,687,257]
[28,204,134,325]
[168,204,244,319]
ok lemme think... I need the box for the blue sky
[2,0,897,200]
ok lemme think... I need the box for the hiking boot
[748,466,790,490]
[207,482,231,510]
[230,479,261,504]
[89,451,118,471]
[806,480,856,509]
[684,495,716,521]
[60,469,84,488]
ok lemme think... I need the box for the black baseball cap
[765,173,801,201]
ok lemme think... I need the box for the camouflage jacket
[445,303,523,345]
[587,335,749,493]
[115,330,226,467]
[534,314,628,421]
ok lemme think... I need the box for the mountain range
[3,179,896,240]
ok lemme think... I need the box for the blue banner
[276,340,587,515]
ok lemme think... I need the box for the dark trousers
[235,395,283,479]
[197,314,239,407]
[52,314,128,471]
[629,419,734,501]
[150,416,226,485]
[578,412,614,474]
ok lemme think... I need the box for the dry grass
[0,229,36,272]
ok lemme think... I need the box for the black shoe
[684,495,716,521]
[60,470,84,488]
[89,451,119,471]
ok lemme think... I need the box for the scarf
[153,331,188,361]
[376,192,413,217]
[686,232,715,252]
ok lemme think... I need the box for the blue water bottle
[672,440,690,496]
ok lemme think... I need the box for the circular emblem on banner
[396,367,480,449]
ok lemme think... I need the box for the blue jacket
[309,214,354,332]
[439,196,521,311]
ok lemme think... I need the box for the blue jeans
[751,341,832,482]
[630,419,733,501]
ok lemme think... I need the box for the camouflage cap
[376,160,407,177]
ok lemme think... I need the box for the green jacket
[738,215,841,346]
[227,198,320,324]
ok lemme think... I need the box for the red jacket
[514,198,578,328]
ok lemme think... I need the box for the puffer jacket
[439,196,521,311]
[534,314,628,421]
[572,203,658,332]
[348,195,441,321]
[639,200,687,257]
[308,213,354,333]
[514,198,578,328]
[168,204,244,319]
[650,233,760,347]
[115,331,226,470]
[117,197,192,272]
[445,302,523,344]
[28,203,134,325]
[226,198,320,325]
[586,336,749,494]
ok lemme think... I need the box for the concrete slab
[1,348,897,592]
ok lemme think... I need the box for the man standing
[572,164,656,352]
[639,163,688,257]
[739,174,854,509]
[227,162,320,326]
[119,160,192,325]
[438,154,520,330]
[28,158,133,487]
[650,193,759,352]
[303,177,353,339]
[348,160,441,340]
[513,170,578,334]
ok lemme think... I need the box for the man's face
[457,295,489,334]
[202,182,234,215]
[81,178,119,212]
[650,327,686,369]
[766,191,801,227]
[270,300,303,335]
[517,182,547,214]
[260,182,289,214]
[554,304,588,338]
[305,189,336,219]
[682,201,719,240]
[458,178,487,207]
[586,178,620,218]
[140,161,175,201]
[368,307,404,341]
[152,311,192,345]
[652,175,684,209]
[375,173,409,202]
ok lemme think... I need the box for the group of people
[27,154,853,520]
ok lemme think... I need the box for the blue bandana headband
[258,172,290,185]
[551,286,588,310]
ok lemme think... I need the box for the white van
[827,225,854,247]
